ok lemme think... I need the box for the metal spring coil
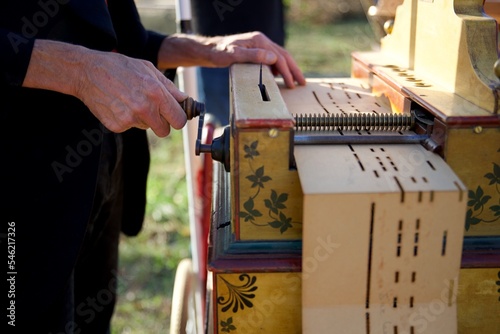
[293,113,414,132]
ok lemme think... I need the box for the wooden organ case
[203,1,500,333]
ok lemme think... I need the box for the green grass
[286,18,377,77]
[111,17,377,333]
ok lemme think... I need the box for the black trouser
[73,132,124,334]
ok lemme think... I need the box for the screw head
[384,20,394,35]
[268,128,279,138]
[494,59,500,79]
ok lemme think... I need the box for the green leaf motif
[239,211,253,222]
[267,212,293,233]
[265,190,288,214]
[268,220,282,228]
[496,271,500,302]
[484,163,500,185]
[279,212,293,233]
[244,141,260,159]
[240,198,262,222]
[246,166,272,188]
[241,137,296,234]
[465,209,482,231]
[465,160,500,230]
[220,317,236,332]
[491,205,500,217]
[274,190,288,209]
[468,186,491,211]
[264,199,277,214]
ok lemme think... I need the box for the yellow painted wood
[379,0,418,68]
[236,130,302,240]
[457,268,500,333]
[381,0,500,113]
[350,50,500,237]
[446,128,500,236]
[352,51,494,118]
[214,272,301,334]
[230,64,302,240]
[372,74,412,114]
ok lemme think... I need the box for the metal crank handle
[196,126,230,172]
[193,102,230,172]
[179,96,204,120]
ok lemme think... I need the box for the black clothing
[191,0,285,124]
[191,0,285,46]
[0,0,169,331]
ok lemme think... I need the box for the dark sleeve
[0,28,35,86]
[107,0,166,65]
[191,0,285,46]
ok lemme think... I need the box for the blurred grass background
[111,1,377,332]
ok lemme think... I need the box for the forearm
[157,33,219,70]
[22,38,188,137]
[155,31,305,89]
[22,39,89,97]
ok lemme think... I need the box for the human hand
[24,40,188,137]
[76,51,188,137]
[207,32,306,88]
[159,32,306,89]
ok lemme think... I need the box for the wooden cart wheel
[170,258,194,334]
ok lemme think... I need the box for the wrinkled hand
[159,31,306,88]
[24,40,188,137]
[77,51,188,137]
[208,32,306,88]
